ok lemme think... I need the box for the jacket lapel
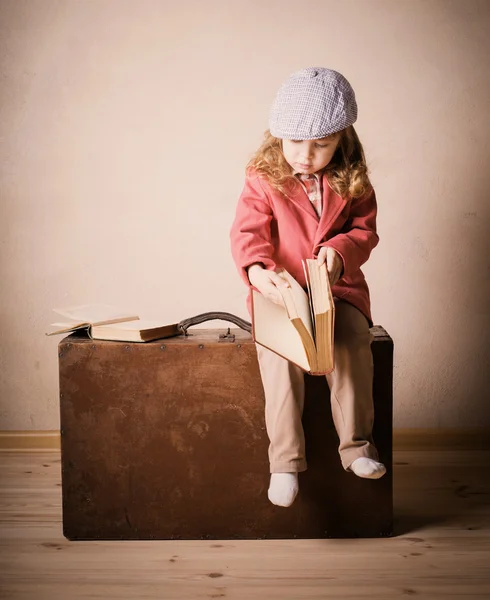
[282,179,319,223]
[314,173,348,247]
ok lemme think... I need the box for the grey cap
[268,67,357,140]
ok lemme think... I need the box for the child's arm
[230,175,278,287]
[316,186,379,279]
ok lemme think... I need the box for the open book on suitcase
[45,304,181,342]
[251,259,335,375]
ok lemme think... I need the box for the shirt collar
[292,168,325,181]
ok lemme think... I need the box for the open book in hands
[46,304,180,342]
[251,259,335,375]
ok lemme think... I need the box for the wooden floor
[0,450,489,599]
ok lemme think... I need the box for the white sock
[268,473,299,507]
[350,457,386,479]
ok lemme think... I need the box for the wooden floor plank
[0,450,489,599]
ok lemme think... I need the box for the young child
[230,67,386,508]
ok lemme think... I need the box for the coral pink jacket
[229,169,379,326]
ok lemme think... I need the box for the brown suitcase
[58,314,393,540]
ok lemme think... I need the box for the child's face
[282,134,341,175]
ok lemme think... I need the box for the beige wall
[1,0,489,430]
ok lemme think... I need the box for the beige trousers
[255,299,380,473]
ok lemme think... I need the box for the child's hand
[247,264,290,308]
[317,247,343,286]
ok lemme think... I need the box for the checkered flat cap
[269,67,357,140]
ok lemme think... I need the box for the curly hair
[246,125,372,199]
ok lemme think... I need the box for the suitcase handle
[177,312,252,335]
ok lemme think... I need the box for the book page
[304,259,335,373]
[276,270,314,342]
[49,321,87,328]
[301,260,316,336]
[52,304,139,324]
[93,319,174,332]
[252,290,310,372]
[305,260,331,314]
[45,322,90,336]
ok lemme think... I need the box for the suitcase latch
[218,328,235,343]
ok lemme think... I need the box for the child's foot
[268,473,299,507]
[350,457,386,479]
